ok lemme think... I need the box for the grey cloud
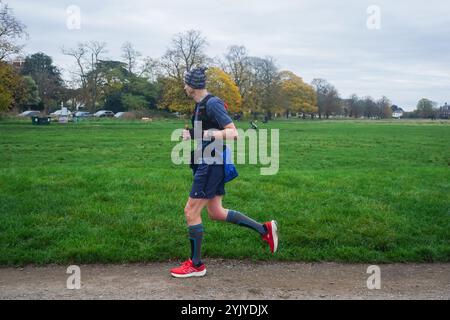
[9,0,450,109]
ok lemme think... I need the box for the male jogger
[170,67,278,278]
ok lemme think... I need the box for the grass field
[0,118,449,265]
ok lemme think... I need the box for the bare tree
[121,41,141,74]
[62,41,107,112]
[0,1,28,61]
[119,42,160,80]
[377,96,392,119]
[88,41,107,112]
[160,49,183,80]
[347,94,360,118]
[224,45,251,98]
[247,56,280,118]
[324,86,341,118]
[138,56,161,81]
[312,78,341,119]
[62,43,88,89]
[362,96,378,119]
[160,30,208,80]
[311,78,327,119]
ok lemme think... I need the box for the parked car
[50,109,73,117]
[114,112,132,118]
[19,110,41,117]
[74,111,92,117]
[94,110,115,117]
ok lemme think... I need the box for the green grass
[0,118,449,265]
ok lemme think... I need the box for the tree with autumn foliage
[278,71,317,118]
[0,61,24,112]
[205,67,242,114]
[158,77,191,113]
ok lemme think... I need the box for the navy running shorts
[190,163,225,199]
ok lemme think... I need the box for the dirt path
[0,260,448,300]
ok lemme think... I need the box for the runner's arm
[204,123,238,141]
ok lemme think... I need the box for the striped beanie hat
[184,67,208,89]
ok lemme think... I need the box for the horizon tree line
[0,1,446,120]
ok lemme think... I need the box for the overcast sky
[9,0,450,110]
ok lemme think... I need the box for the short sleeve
[206,97,233,129]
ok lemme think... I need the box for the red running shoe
[262,220,279,253]
[170,259,207,278]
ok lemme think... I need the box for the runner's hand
[182,129,191,141]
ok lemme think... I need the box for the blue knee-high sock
[188,224,204,267]
[226,210,267,235]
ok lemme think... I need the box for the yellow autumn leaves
[278,71,318,117]
[160,67,317,116]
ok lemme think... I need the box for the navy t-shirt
[194,95,233,157]
[204,96,233,129]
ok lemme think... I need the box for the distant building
[439,102,449,119]
[7,56,25,71]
